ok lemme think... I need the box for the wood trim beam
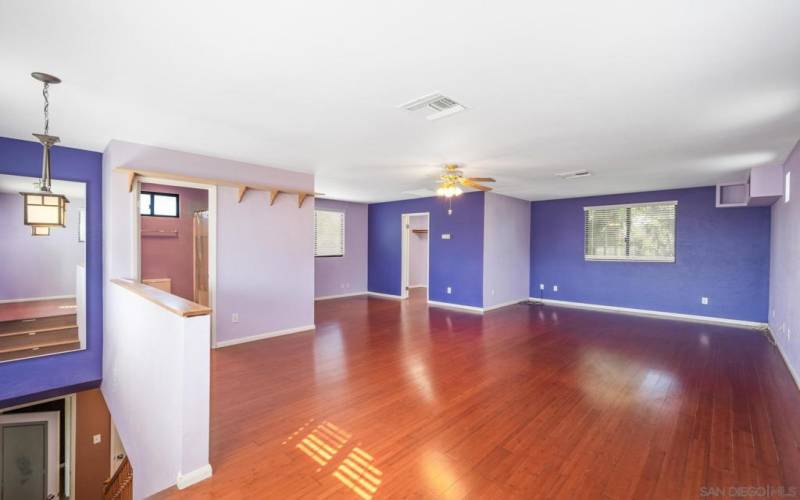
[111,278,212,317]
[298,193,308,208]
[115,167,315,206]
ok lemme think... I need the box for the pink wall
[314,198,368,298]
[770,141,799,384]
[409,215,428,287]
[483,192,531,308]
[103,140,315,345]
[139,183,208,301]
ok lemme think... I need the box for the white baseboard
[483,298,527,312]
[215,324,316,348]
[367,291,404,300]
[532,298,768,330]
[427,300,484,314]
[177,464,212,489]
[771,327,800,391]
[0,294,75,304]
[408,285,427,289]
[315,292,367,301]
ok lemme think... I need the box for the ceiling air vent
[556,170,592,179]
[398,93,466,121]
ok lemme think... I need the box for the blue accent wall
[0,137,103,407]
[368,192,484,307]
[530,186,770,322]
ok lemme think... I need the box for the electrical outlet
[553,285,558,292]
[446,286,452,294]
[93,434,102,445]
[232,313,239,323]
[539,283,545,290]
[701,297,709,305]
[441,234,451,240]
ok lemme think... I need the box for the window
[140,192,179,217]
[315,210,345,257]
[584,201,676,262]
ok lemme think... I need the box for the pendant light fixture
[20,72,69,231]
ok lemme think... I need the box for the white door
[109,422,126,476]
[0,412,59,500]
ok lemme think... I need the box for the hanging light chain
[43,82,50,135]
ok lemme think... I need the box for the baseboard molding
[177,464,212,489]
[483,298,527,312]
[215,324,316,348]
[315,292,367,301]
[367,291,404,300]
[771,328,800,391]
[408,285,427,289]
[532,298,768,330]
[427,300,484,314]
[0,294,75,304]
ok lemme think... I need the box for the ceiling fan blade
[467,177,496,182]
[461,178,493,191]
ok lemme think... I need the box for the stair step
[0,314,77,335]
[0,339,81,362]
[0,326,79,350]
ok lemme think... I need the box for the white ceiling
[1,1,799,203]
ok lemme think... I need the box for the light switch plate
[93,434,102,445]
[441,233,451,240]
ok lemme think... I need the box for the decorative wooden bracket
[126,171,137,193]
[237,186,248,203]
[269,190,281,206]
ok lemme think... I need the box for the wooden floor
[155,289,800,499]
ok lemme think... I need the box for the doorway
[133,177,217,345]
[401,213,429,300]
[0,411,60,500]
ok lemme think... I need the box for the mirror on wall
[0,173,87,363]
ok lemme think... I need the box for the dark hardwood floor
[154,289,800,499]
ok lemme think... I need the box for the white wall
[483,192,531,308]
[102,282,210,499]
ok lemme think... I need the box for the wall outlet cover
[446,287,452,294]
[441,233,451,240]
[553,285,558,292]
[701,297,709,305]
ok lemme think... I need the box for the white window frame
[314,209,345,258]
[583,200,677,263]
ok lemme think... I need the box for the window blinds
[584,201,676,262]
[314,210,345,257]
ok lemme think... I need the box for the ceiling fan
[435,164,495,198]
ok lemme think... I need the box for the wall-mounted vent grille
[398,93,466,121]
[556,170,592,179]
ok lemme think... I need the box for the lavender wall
[0,192,85,301]
[483,193,531,308]
[368,192,484,307]
[103,140,314,345]
[409,215,428,287]
[140,183,208,301]
[770,142,799,382]
[0,137,102,408]
[314,198,368,298]
[530,186,770,322]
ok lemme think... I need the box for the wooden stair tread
[0,338,80,355]
[0,324,78,338]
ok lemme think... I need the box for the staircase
[104,456,133,500]
[0,299,81,362]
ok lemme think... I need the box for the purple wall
[140,183,208,301]
[409,215,428,287]
[483,192,531,308]
[770,142,799,381]
[0,137,103,408]
[531,186,770,322]
[0,192,85,300]
[314,198,368,298]
[368,192,484,307]
[103,140,315,345]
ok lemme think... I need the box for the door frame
[131,177,218,347]
[0,411,60,499]
[400,212,430,300]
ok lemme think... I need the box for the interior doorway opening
[401,213,429,300]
